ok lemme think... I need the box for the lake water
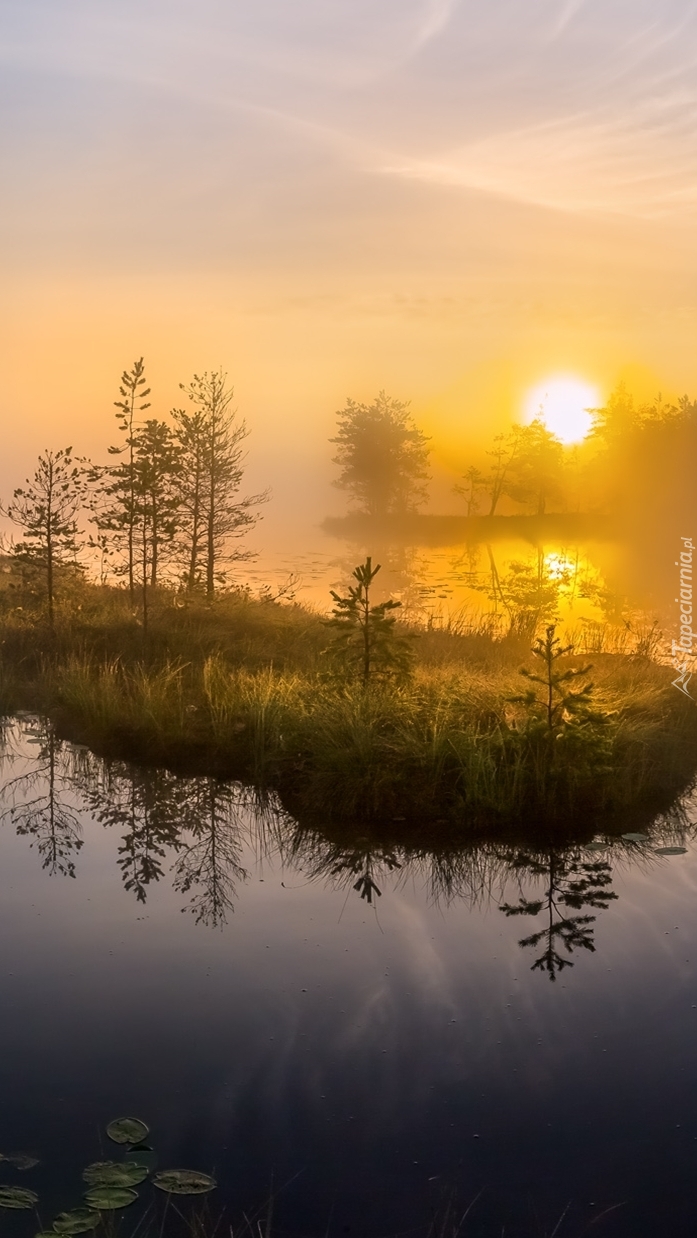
[1,717,697,1237]
[242,517,678,660]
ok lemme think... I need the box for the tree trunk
[46,463,55,631]
[47,533,54,630]
[206,464,216,599]
[128,401,135,603]
[150,490,158,589]
[187,455,202,590]
[362,583,371,685]
[141,518,149,636]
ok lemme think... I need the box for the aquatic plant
[0,1114,219,1237]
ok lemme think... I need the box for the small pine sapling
[325,557,414,686]
[510,623,597,732]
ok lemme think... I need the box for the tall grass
[0,580,695,837]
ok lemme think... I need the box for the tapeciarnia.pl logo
[672,536,695,698]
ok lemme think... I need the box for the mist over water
[244,516,673,650]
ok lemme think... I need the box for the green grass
[0,578,694,839]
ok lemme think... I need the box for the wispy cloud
[382,96,697,218]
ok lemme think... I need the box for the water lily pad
[5,1153,40,1170]
[105,1118,149,1146]
[152,1169,217,1195]
[84,1187,138,1211]
[53,1210,101,1234]
[585,842,607,852]
[0,1185,38,1209]
[83,1161,148,1188]
[654,846,688,856]
[126,1145,157,1171]
[621,832,648,842]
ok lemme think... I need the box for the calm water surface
[1,718,696,1237]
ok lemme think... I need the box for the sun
[522,377,600,444]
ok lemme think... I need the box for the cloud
[411,0,460,50]
[382,96,697,218]
[544,0,588,41]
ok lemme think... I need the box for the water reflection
[84,765,184,902]
[79,762,263,928]
[1,717,695,964]
[500,849,617,980]
[0,722,83,877]
[171,782,249,927]
[323,522,667,646]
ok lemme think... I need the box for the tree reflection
[76,761,254,926]
[0,721,83,876]
[81,766,184,902]
[172,780,249,928]
[500,849,617,980]
[0,719,632,957]
[282,832,403,905]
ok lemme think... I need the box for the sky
[3,0,697,549]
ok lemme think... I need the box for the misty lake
[247,515,674,652]
[2,716,697,1238]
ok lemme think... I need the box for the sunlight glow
[523,377,600,444]
[544,551,577,583]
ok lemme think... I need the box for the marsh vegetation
[0,361,694,840]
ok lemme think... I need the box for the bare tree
[170,402,207,591]
[4,447,85,629]
[453,464,483,516]
[484,430,523,516]
[177,370,268,597]
[131,418,181,631]
[101,358,152,600]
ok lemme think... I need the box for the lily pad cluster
[0,1115,218,1231]
[0,1185,39,1210]
[0,1147,40,1212]
[153,1169,216,1195]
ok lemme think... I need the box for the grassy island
[0,571,694,843]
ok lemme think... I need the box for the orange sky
[3,1,697,558]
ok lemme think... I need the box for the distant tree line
[5,368,697,630]
[332,383,697,524]
[1,360,267,629]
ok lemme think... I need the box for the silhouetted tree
[170,401,207,591]
[325,557,414,685]
[484,430,523,516]
[511,624,595,731]
[178,370,267,597]
[453,465,483,516]
[331,392,430,516]
[504,420,565,515]
[589,382,641,447]
[132,418,181,629]
[100,358,152,600]
[4,447,85,629]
